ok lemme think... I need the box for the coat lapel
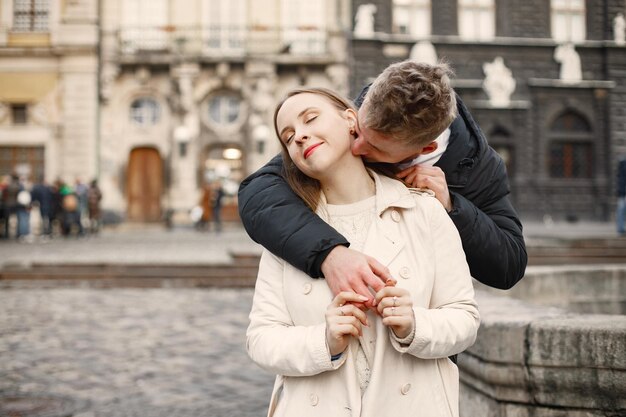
[362,213,404,267]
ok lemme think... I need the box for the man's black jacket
[238,97,527,290]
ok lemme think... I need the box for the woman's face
[276,93,357,181]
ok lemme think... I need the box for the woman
[246,88,479,417]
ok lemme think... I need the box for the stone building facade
[99,0,351,222]
[349,0,626,221]
[0,0,351,223]
[0,0,98,188]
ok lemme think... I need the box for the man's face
[352,105,421,164]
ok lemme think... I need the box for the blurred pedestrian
[87,179,103,234]
[212,180,225,233]
[196,182,213,231]
[31,176,54,236]
[75,178,89,228]
[16,178,32,241]
[2,174,20,239]
[0,175,9,238]
[617,156,626,236]
[60,181,84,237]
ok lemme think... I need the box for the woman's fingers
[374,287,410,312]
[331,291,370,308]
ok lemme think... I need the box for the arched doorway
[127,147,162,222]
[200,144,243,221]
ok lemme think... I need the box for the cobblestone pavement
[0,288,274,417]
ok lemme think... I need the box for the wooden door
[127,147,162,222]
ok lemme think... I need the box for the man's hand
[321,246,395,306]
[396,165,453,212]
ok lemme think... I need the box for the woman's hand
[325,292,369,357]
[375,286,415,339]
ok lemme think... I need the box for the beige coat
[247,172,480,417]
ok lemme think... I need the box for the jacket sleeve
[449,157,527,290]
[238,155,349,278]
[246,250,345,376]
[391,196,480,359]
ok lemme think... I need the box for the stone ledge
[460,286,626,416]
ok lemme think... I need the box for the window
[281,0,326,55]
[13,0,49,32]
[458,0,495,41]
[203,0,246,53]
[11,104,28,125]
[548,111,593,178]
[208,94,241,125]
[0,146,45,180]
[130,98,161,126]
[490,127,514,176]
[393,0,431,38]
[120,0,168,52]
[551,0,586,43]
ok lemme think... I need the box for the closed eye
[305,115,318,123]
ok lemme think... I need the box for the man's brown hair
[361,60,457,148]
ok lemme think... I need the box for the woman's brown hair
[273,88,357,212]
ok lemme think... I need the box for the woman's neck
[319,161,375,205]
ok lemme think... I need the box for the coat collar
[368,169,416,216]
[316,170,415,267]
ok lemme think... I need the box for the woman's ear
[344,109,358,133]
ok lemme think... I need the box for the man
[617,157,626,236]
[238,60,527,302]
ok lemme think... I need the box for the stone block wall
[460,266,626,416]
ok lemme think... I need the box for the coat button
[310,393,319,406]
[391,209,401,223]
[399,267,410,279]
[303,283,312,294]
[401,383,411,395]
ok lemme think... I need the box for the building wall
[100,0,351,221]
[0,0,98,186]
[349,0,626,221]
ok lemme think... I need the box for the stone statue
[354,4,377,38]
[482,57,516,107]
[554,43,582,83]
[615,13,625,46]
[409,41,438,65]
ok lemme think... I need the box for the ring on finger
[393,296,398,307]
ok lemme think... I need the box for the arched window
[548,110,593,178]
[490,126,514,176]
[207,93,241,126]
[130,97,161,126]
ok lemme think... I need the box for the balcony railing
[116,25,328,57]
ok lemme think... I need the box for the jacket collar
[369,169,416,217]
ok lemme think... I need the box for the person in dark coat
[238,60,527,301]
[212,180,225,233]
[617,157,626,235]
[31,177,54,236]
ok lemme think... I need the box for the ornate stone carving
[354,4,377,38]
[482,57,516,108]
[410,41,438,65]
[554,44,582,83]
